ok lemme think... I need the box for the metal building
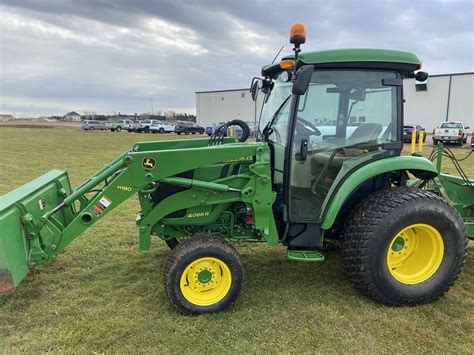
[196,72,474,131]
[404,72,473,131]
[195,89,265,129]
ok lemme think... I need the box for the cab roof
[262,48,421,77]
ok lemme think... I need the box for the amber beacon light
[290,22,307,47]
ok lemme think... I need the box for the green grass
[0,126,473,353]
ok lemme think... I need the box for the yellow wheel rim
[180,257,232,306]
[387,223,444,284]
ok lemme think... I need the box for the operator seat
[311,123,383,171]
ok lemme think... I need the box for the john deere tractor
[1,23,471,314]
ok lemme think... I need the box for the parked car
[81,120,108,131]
[150,120,175,134]
[174,121,205,135]
[109,119,134,132]
[136,120,162,133]
[402,124,426,143]
[433,121,470,146]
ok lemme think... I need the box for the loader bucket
[0,169,72,295]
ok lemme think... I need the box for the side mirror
[292,65,314,95]
[465,126,470,129]
[250,79,259,101]
[415,71,429,82]
[350,88,366,101]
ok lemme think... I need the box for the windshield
[440,122,462,129]
[258,73,292,134]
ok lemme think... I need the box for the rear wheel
[342,187,467,306]
[159,127,165,134]
[164,236,243,314]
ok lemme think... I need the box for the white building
[63,111,82,121]
[196,72,474,131]
[195,89,265,128]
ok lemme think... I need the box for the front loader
[1,23,472,314]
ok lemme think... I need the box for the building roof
[65,111,80,116]
[195,88,249,94]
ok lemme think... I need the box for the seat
[312,123,383,168]
[310,123,383,194]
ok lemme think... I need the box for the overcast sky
[0,0,473,116]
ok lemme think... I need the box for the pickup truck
[433,121,470,146]
[109,119,134,132]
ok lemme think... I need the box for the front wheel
[432,138,438,145]
[342,187,467,306]
[164,236,243,315]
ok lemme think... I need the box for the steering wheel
[296,117,321,136]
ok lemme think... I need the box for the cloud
[0,0,472,116]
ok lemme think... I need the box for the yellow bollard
[418,131,424,153]
[411,130,416,154]
[229,127,235,137]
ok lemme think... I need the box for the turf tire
[342,187,467,306]
[164,236,243,315]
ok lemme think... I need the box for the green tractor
[1,23,472,314]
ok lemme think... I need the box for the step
[287,250,325,262]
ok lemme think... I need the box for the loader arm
[0,138,277,295]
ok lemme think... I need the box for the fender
[321,156,437,230]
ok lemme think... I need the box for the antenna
[271,45,285,64]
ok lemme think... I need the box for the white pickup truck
[433,121,470,146]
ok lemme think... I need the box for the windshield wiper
[261,95,291,141]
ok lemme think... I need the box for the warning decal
[91,196,112,216]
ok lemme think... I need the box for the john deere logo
[142,158,156,169]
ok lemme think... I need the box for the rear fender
[321,156,437,230]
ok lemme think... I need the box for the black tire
[463,136,467,144]
[116,126,122,132]
[342,187,467,306]
[110,128,116,132]
[159,128,165,134]
[457,138,463,146]
[164,236,243,315]
[144,127,150,133]
[177,132,181,135]
[432,138,438,145]
[89,126,94,131]
[199,128,205,134]
[185,130,190,135]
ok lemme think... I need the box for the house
[64,111,81,121]
[0,114,15,121]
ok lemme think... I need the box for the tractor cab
[253,24,429,248]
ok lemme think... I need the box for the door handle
[300,139,308,161]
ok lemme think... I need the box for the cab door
[287,70,400,223]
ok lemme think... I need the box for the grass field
[0,126,473,353]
